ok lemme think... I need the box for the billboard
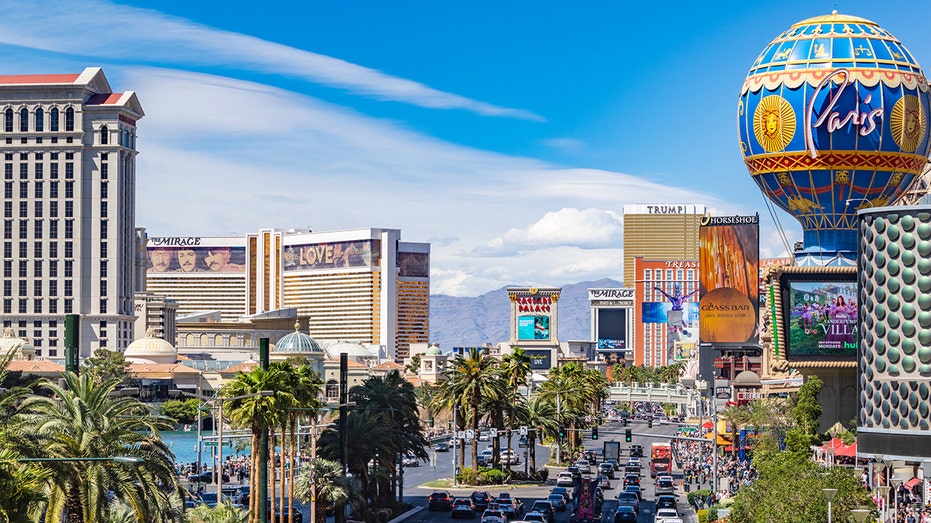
[398,252,429,278]
[780,275,857,359]
[596,308,627,351]
[518,315,550,341]
[523,349,552,370]
[641,302,699,324]
[283,239,381,271]
[147,238,245,274]
[699,215,760,345]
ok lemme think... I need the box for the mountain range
[428,278,623,350]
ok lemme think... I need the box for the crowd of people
[671,432,757,509]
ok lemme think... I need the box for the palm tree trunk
[289,416,297,523]
[66,487,83,523]
[269,426,277,521]
[471,404,479,470]
[280,421,287,523]
[251,430,260,523]
[529,434,536,475]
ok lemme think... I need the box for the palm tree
[13,371,181,523]
[287,363,323,522]
[0,447,49,522]
[295,458,364,523]
[317,410,393,509]
[719,403,753,456]
[224,366,287,523]
[442,348,506,469]
[501,348,531,463]
[522,395,556,475]
[185,501,249,523]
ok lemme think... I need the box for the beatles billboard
[147,237,245,274]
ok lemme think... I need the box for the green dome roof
[274,321,323,353]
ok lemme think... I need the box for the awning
[703,432,732,445]
[905,477,923,490]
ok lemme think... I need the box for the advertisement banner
[699,216,760,345]
[518,315,550,341]
[147,242,245,274]
[641,302,700,324]
[283,239,381,271]
[783,279,858,358]
[398,252,429,278]
[523,349,552,370]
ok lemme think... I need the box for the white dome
[124,329,178,364]
[0,327,26,353]
[324,341,375,360]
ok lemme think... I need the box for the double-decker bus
[650,442,672,478]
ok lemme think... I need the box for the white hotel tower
[0,68,143,358]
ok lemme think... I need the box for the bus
[650,442,672,478]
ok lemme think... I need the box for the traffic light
[505,428,512,439]
[591,427,599,440]
[558,426,565,439]
[625,428,632,443]
[648,419,653,428]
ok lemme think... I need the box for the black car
[566,466,582,480]
[428,491,454,511]
[452,499,477,519]
[656,495,678,511]
[629,445,643,458]
[613,505,637,523]
[623,474,640,487]
[187,470,230,484]
[598,462,615,479]
[471,491,492,511]
[435,441,450,452]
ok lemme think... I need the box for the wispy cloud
[0,0,542,120]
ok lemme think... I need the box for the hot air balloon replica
[738,11,931,265]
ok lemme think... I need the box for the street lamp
[850,508,871,523]
[184,389,275,502]
[823,488,838,523]
[875,485,891,522]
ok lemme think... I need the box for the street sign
[465,429,475,440]
[519,426,528,436]
[490,428,498,437]
[202,441,232,448]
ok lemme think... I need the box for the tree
[727,438,874,522]
[13,372,181,523]
[719,403,754,456]
[501,348,531,464]
[784,374,823,454]
[160,398,202,425]
[522,395,556,475]
[82,348,133,386]
[441,348,506,468]
[405,354,422,375]
[185,501,249,523]
[295,459,364,523]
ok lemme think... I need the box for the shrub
[697,509,709,523]
[480,468,507,485]
[456,467,479,485]
[533,469,549,482]
[707,506,718,521]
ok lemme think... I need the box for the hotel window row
[4,107,74,133]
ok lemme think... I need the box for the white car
[654,508,680,523]
[555,472,575,487]
[574,460,592,474]
[500,450,520,465]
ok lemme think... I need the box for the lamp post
[890,478,902,522]
[850,507,871,523]
[823,488,838,523]
[876,485,891,522]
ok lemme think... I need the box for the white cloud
[0,0,541,120]
[476,208,622,255]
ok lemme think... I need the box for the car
[655,495,678,511]
[550,487,571,503]
[402,454,420,467]
[626,458,641,469]
[623,474,640,487]
[615,492,640,514]
[623,485,642,501]
[598,462,615,479]
[500,450,521,465]
[478,450,495,467]
[197,492,219,508]
[479,432,490,441]
[556,472,575,487]
[574,460,592,474]
[435,442,450,452]
[630,445,644,458]
[655,475,675,496]
[604,459,619,471]
[453,499,478,519]
[566,466,581,480]
[471,491,492,511]
[613,505,638,523]
[530,500,555,523]
[623,465,640,477]
[594,474,612,490]
[546,493,566,512]
[496,497,523,519]
[428,491,454,511]
[523,512,546,523]
[187,470,230,484]
[654,508,682,523]
[481,509,506,523]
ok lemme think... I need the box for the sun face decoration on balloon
[737,12,931,265]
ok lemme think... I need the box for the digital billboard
[147,238,246,274]
[699,215,760,345]
[398,252,429,278]
[596,308,627,351]
[780,274,857,359]
[524,349,552,370]
[283,239,381,271]
[641,302,700,324]
[518,315,550,341]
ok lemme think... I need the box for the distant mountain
[429,278,623,350]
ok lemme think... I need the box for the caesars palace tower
[0,68,142,358]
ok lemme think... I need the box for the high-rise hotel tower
[0,68,143,358]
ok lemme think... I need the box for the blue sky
[1,0,930,296]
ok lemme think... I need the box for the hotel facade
[0,68,143,358]
[144,228,430,362]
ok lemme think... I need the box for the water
[159,430,251,467]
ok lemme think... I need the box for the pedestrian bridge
[608,383,691,406]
